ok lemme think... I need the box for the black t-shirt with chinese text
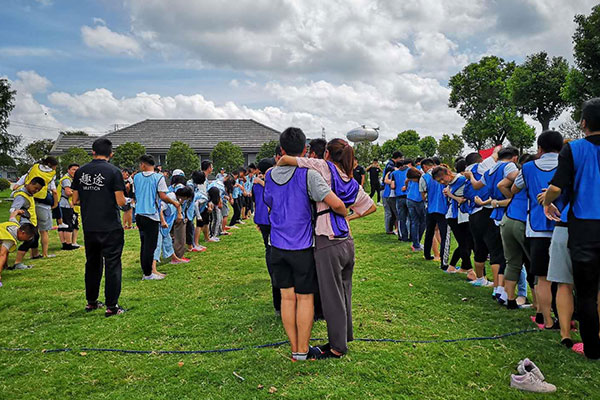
[72,159,126,232]
[353,166,366,185]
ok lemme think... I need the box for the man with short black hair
[366,159,382,204]
[308,138,327,159]
[0,209,37,288]
[57,163,80,250]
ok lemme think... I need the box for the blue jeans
[383,197,397,233]
[517,266,528,298]
[407,199,426,248]
[395,197,409,241]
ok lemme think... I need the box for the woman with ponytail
[278,138,376,359]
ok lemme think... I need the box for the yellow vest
[14,189,37,226]
[57,174,81,214]
[25,164,56,199]
[0,222,19,252]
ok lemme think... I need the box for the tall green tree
[257,140,279,161]
[354,142,383,167]
[211,141,244,173]
[59,147,92,173]
[562,5,600,120]
[418,136,438,157]
[381,130,421,159]
[112,142,146,170]
[437,134,464,166]
[25,139,55,162]
[0,79,21,155]
[509,52,569,131]
[506,117,536,154]
[165,141,200,176]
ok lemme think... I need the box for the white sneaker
[517,358,545,381]
[510,372,556,393]
[142,273,165,281]
[209,237,220,242]
[58,223,69,229]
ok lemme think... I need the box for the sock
[293,352,308,361]
[497,286,505,295]
[507,299,518,309]
[535,313,544,324]
[561,338,574,349]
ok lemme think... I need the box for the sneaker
[57,223,69,229]
[572,342,585,355]
[170,259,184,264]
[316,343,331,353]
[470,277,487,287]
[445,266,458,274]
[180,258,190,262]
[105,306,126,317]
[316,349,343,360]
[307,346,323,360]
[13,263,33,270]
[191,246,206,252]
[411,245,423,252]
[71,244,81,249]
[142,273,165,280]
[239,221,246,225]
[510,372,556,393]
[377,202,383,206]
[62,243,76,251]
[45,254,57,258]
[229,226,240,230]
[85,301,105,312]
[497,291,508,305]
[517,358,545,381]
[208,237,220,242]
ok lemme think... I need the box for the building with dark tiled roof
[50,119,281,166]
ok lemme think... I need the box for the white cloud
[81,24,142,57]
[0,46,62,57]
[14,71,51,93]
[92,17,106,26]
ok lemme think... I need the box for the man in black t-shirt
[353,162,366,187]
[366,159,382,204]
[72,138,127,317]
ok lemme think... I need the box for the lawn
[0,205,598,399]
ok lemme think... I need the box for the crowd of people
[0,98,598,363]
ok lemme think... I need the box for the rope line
[0,329,540,355]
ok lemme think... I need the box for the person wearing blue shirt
[405,166,426,251]
[391,161,410,242]
[382,152,403,234]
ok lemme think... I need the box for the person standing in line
[121,169,134,229]
[353,161,366,187]
[71,138,127,316]
[133,154,182,281]
[57,163,81,250]
[391,160,410,242]
[382,152,402,234]
[366,159,382,205]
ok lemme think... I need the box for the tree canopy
[211,141,244,173]
[418,136,438,157]
[257,140,279,161]
[165,141,200,176]
[60,147,92,173]
[25,139,55,163]
[354,142,383,167]
[0,78,21,155]
[112,142,146,171]
[437,134,464,166]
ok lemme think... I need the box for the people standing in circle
[71,138,127,316]
[366,159,382,205]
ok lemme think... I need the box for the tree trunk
[539,116,551,131]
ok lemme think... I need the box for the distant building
[50,119,281,166]
[0,166,19,181]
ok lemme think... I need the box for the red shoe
[181,258,191,262]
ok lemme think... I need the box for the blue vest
[133,173,163,216]
[423,173,448,214]
[506,189,527,223]
[485,162,509,222]
[160,201,177,236]
[448,175,467,219]
[462,164,489,214]
[570,139,600,220]
[407,180,422,202]
[263,168,314,250]
[392,168,408,197]
[318,161,359,238]
[522,160,559,233]
[253,183,269,226]
[561,203,570,224]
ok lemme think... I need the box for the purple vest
[317,162,359,238]
[263,167,314,250]
[252,183,269,226]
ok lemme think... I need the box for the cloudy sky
[1,0,597,145]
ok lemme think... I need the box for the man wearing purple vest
[264,127,346,361]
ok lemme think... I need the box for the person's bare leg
[505,279,518,301]
[295,293,314,354]
[433,228,441,260]
[14,250,26,265]
[475,261,485,279]
[72,229,79,246]
[202,225,210,241]
[536,277,554,327]
[280,288,298,353]
[40,231,49,257]
[151,259,165,277]
[194,227,201,247]
[491,264,499,288]
[556,283,574,340]
[222,216,228,233]
[58,231,65,244]
[63,232,73,245]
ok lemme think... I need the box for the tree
[381,130,421,159]
[437,134,464,166]
[60,130,89,136]
[506,117,536,154]
[509,52,569,131]
[165,141,200,176]
[354,142,383,166]
[398,144,421,160]
[112,142,146,170]
[59,147,92,173]
[562,5,600,119]
[211,141,244,173]
[25,139,55,163]
[257,140,279,161]
[558,118,585,140]
[460,109,533,150]
[0,153,16,167]
[418,136,438,157]
[0,79,21,155]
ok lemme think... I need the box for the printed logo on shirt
[79,172,106,191]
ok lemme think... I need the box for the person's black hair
[154,167,160,173]
[309,138,327,159]
[92,138,113,157]
[518,153,535,166]
[465,152,482,166]
[170,175,187,186]
[201,160,213,172]
[29,177,46,187]
[248,163,256,170]
[431,166,449,180]
[279,127,306,156]
[421,158,434,167]
[537,130,563,153]
[191,170,206,185]
[67,163,79,169]
[41,156,58,167]
[455,158,467,173]
[431,156,441,165]
[394,160,403,167]
[122,168,131,174]
[224,177,235,194]
[582,97,600,132]
[415,157,423,164]
[18,223,37,238]
[373,158,379,162]
[175,186,194,199]
[275,145,283,157]
[139,154,155,166]
[257,158,275,174]
[403,159,413,166]
[392,151,403,160]
[208,186,220,205]
[498,146,519,160]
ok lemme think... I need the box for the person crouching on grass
[0,210,38,288]
[264,127,346,361]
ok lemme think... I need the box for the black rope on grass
[0,328,540,355]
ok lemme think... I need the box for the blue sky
[1,0,597,144]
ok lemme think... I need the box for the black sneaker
[105,306,126,317]
[307,346,323,359]
[317,349,343,360]
[85,301,105,312]
[316,343,331,353]
[62,244,75,251]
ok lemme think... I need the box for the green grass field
[0,205,598,399]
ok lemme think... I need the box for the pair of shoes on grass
[510,358,556,393]
[85,301,126,317]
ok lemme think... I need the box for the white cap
[172,169,185,176]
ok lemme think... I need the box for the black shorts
[52,207,62,220]
[469,208,505,265]
[120,204,132,212]
[196,209,211,228]
[271,247,318,294]
[530,237,551,277]
[58,207,76,232]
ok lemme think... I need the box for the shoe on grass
[411,245,423,252]
[142,273,165,280]
[317,349,343,360]
[510,372,555,393]
[445,266,458,274]
[13,263,33,270]
[85,301,105,312]
[105,306,126,317]
[191,246,206,252]
[572,342,585,355]
[517,358,545,381]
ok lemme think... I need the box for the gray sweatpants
[315,236,355,354]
